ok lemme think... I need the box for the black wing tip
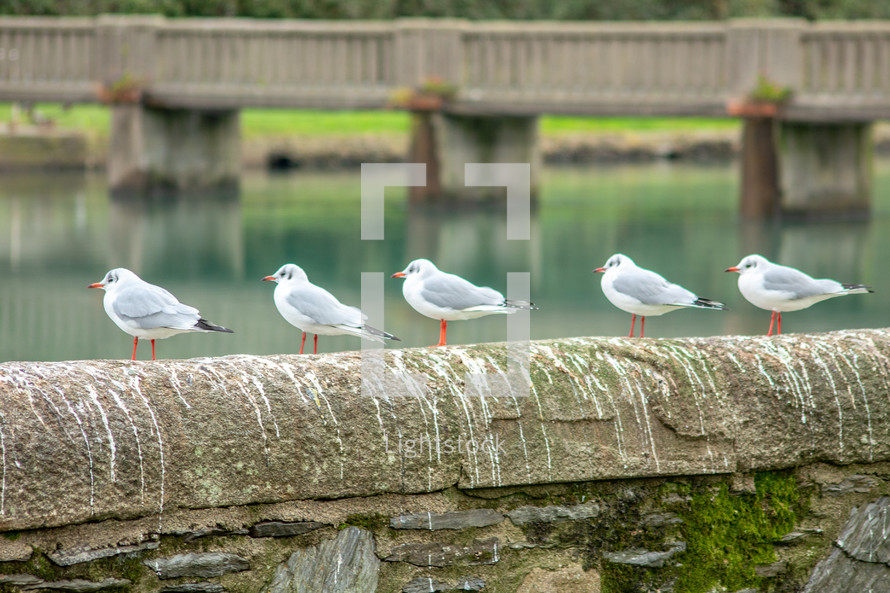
[693,298,728,310]
[364,324,401,341]
[843,283,874,293]
[505,299,540,310]
[196,318,234,333]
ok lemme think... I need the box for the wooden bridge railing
[0,16,887,119]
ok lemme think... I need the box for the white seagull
[391,258,536,347]
[263,263,399,354]
[594,253,726,337]
[726,254,872,335]
[88,268,233,360]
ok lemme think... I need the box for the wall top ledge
[2,329,888,532]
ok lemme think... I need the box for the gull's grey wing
[113,284,200,330]
[612,267,696,306]
[286,283,363,327]
[762,266,839,300]
[421,272,504,310]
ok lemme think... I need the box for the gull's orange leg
[299,332,306,354]
[431,319,448,347]
[132,337,138,361]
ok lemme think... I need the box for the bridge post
[395,19,539,202]
[778,121,873,219]
[727,20,803,218]
[408,112,540,202]
[96,14,241,194]
[109,105,240,195]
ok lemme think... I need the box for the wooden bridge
[0,15,887,213]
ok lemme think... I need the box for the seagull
[391,258,536,347]
[594,253,726,337]
[88,268,233,360]
[726,254,873,335]
[263,263,399,354]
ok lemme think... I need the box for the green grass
[0,104,738,139]
[542,115,738,134]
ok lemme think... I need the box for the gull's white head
[392,258,438,279]
[593,253,634,274]
[88,268,139,291]
[263,263,308,284]
[726,254,769,275]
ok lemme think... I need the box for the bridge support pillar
[409,112,539,202]
[739,117,780,218]
[109,105,240,195]
[739,118,873,219]
[778,121,872,219]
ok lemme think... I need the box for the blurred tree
[0,0,888,19]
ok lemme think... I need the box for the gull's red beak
[262,275,275,282]
[391,272,406,278]
[87,282,103,289]
[725,267,740,273]
[593,267,606,274]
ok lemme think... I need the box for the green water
[1,161,887,362]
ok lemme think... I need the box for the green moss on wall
[339,512,390,531]
[674,471,807,593]
[597,473,809,593]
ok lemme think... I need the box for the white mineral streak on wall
[602,352,660,471]
[675,341,742,438]
[55,383,96,514]
[107,379,146,504]
[660,344,708,438]
[166,364,191,408]
[753,353,777,389]
[812,340,875,461]
[66,364,121,486]
[0,407,6,515]
[230,356,282,438]
[84,384,117,482]
[811,346,845,454]
[485,354,532,483]
[834,348,872,460]
[863,336,890,398]
[305,371,345,480]
[594,351,627,464]
[127,374,165,528]
[761,340,809,424]
[534,344,588,415]
[419,351,483,486]
[387,351,438,491]
[454,349,501,486]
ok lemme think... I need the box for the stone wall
[1,330,889,592]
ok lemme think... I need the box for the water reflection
[107,193,244,279]
[0,161,887,362]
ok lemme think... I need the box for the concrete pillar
[778,121,872,219]
[109,105,240,195]
[739,117,780,218]
[409,113,540,202]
